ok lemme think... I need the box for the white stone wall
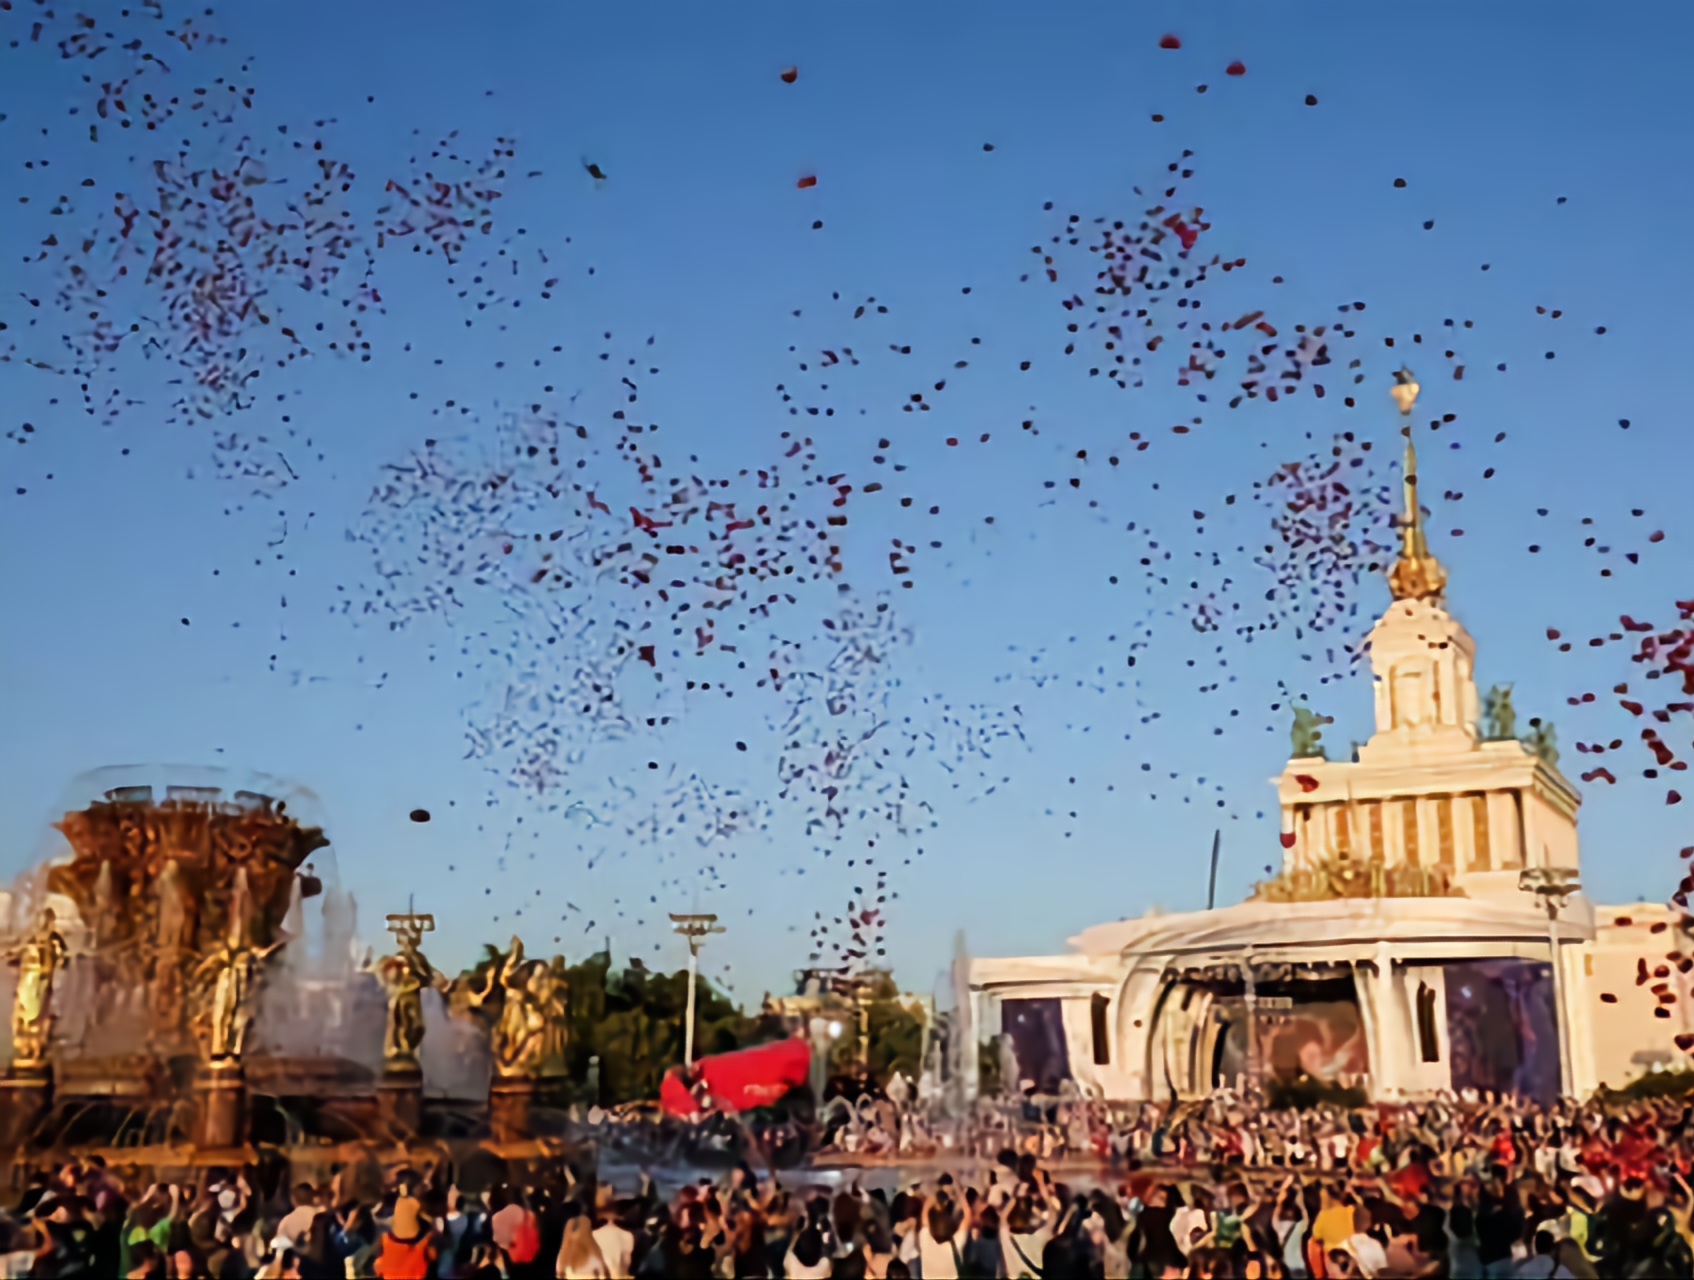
[1396,964,1452,1095]
[1584,905,1694,1088]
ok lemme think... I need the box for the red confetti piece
[1159,34,1182,50]
[796,175,817,190]
[1226,61,1247,77]
[780,67,798,84]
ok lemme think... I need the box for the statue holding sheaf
[533,955,570,1079]
[378,915,449,1067]
[191,914,284,1062]
[6,909,68,1069]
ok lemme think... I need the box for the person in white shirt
[893,1192,923,1272]
[555,1215,609,1280]
[590,1189,634,1280]
[916,1195,971,1280]
[1170,1187,1211,1260]
[1344,1231,1390,1278]
[0,1220,38,1280]
[1000,1177,1061,1280]
[1514,1229,1578,1280]
[275,1183,322,1252]
[784,1224,832,1279]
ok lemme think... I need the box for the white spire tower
[1361,369,1481,751]
[1272,369,1580,892]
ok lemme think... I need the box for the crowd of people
[5,1087,1694,1277]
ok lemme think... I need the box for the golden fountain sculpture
[48,786,327,1058]
[191,897,285,1062]
[5,910,68,1071]
[379,906,449,1068]
[461,936,570,1080]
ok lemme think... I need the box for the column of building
[1368,941,1401,1096]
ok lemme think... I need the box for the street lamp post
[669,913,725,1068]
[1241,949,1261,1101]
[834,972,873,1072]
[808,1015,843,1103]
[1518,867,1581,1097]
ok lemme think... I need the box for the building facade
[971,412,1691,1103]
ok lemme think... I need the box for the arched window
[1416,982,1440,1063]
[1091,993,1111,1066]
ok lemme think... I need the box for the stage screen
[1001,997,1070,1091]
[1217,998,1369,1087]
[1443,959,1560,1103]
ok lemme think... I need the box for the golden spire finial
[1387,368,1447,604]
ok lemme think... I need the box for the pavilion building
[971,379,1691,1102]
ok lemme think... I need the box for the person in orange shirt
[371,1197,437,1280]
[1307,1184,1356,1279]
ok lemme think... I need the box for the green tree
[862,974,927,1083]
[813,973,928,1087]
[978,1037,1003,1098]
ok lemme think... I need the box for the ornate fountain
[1,774,591,1180]
[48,784,328,1059]
[16,784,329,1148]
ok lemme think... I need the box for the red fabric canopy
[659,1038,813,1118]
[659,1070,699,1118]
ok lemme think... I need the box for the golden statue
[1386,368,1449,605]
[1253,850,1459,903]
[378,908,448,1066]
[6,909,68,1069]
[191,914,284,1061]
[534,955,571,1079]
[1389,367,1421,416]
[463,936,549,1077]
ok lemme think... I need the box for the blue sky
[2,2,1691,1001]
